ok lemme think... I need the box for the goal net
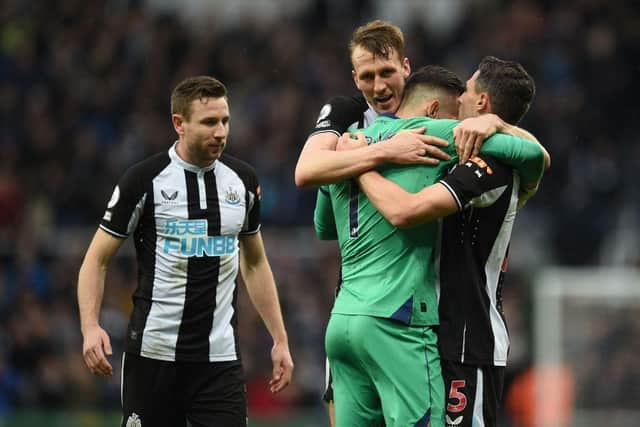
[533,267,640,427]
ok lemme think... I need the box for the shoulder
[218,153,258,184]
[127,151,170,175]
[367,116,421,133]
[421,118,459,148]
[310,94,371,136]
[397,116,431,128]
[321,94,368,119]
[120,151,171,186]
[325,94,367,110]
[425,118,458,133]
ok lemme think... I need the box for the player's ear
[402,57,411,79]
[172,114,185,136]
[426,99,440,118]
[476,92,490,115]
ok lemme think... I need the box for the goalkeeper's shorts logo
[126,412,142,427]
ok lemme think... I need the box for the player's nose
[213,122,227,138]
[373,75,387,93]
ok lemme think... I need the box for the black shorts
[121,352,247,427]
[442,360,504,427]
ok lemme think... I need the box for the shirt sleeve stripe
[307,129,341,139]
[99,224,128,239]
[439,180,463,211]
[239,224,262,235]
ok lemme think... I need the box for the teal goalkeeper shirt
[314,115,545,326]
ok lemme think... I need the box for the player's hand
[453,114,504,163]
[82,325,114,377]
[269,341,294,394]
[336,132,367,151]
[381,127,450,165]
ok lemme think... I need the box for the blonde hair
[349,20,405,64]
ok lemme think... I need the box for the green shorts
[325,314,444,427]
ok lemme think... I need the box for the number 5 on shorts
[447,380,467,413]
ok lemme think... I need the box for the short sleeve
[100,153,170,238]
[439,155,514,211]
[100,166,148,239]
[307,95,369,138]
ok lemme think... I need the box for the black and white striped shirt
[437,155,519,367]
[100,143,260,362]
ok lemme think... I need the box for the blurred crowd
[0,0,638,422]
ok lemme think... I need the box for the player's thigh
[358,319,444,427]
[326,314,384,427]
[331,358,383,427]
[442,360,505,427]
[182,360,247,427]
[121,352,186,427]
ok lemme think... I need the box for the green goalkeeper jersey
[314,115,545,326]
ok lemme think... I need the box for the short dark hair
[349,20,405,64]
[476,56,535,125]
[404,65,465,99]
[171,76,227,120]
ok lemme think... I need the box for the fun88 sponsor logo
[162,219,237,257]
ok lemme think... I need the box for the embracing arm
[359,150,520,227]
[78,228,125,377]
[295,132,387,187]
[239,231,294,393]
[357,172,458,228]
[499,123,550,170]
[479,132,546,191]
[295,129,449,187]
[454,114,551,169]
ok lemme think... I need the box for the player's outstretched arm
[78,228,124,377]
[239,232,294,394]
[453,114,551,169]
[357,171,458,228]
[295,129,449,187]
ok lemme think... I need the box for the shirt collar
[169,142,217,173]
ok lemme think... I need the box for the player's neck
[395,104,422,119]
[175,141,216,169]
